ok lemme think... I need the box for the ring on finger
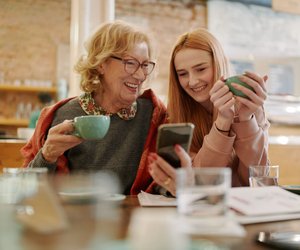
[163,177,171,186]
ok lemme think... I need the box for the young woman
[149,28,269,196]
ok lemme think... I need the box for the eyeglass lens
[111,56,154,75]
[124,59,155,75]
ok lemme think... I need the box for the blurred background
[1,0,300,183]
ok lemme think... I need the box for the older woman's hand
[232,71,268,122]
[148,144,192,196]
[42,120,83,163]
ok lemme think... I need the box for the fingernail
[149,152,158,160]
[174,144,182,152]
[152,153,158,160]
[231,83,239,88]
[148,154,154,163]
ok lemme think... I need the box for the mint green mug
[225,75,254,98]
[72,115,110,140]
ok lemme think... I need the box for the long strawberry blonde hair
[168,28,231,153]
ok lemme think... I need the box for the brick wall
[0,0,206,110]
[0,0,206,134]
[0,0,70,129]
[0,0,71,85]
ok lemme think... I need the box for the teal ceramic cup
[72,115,110,140]
[225,75,254,98]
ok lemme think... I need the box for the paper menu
[138,187,300,225]
[228,186,300,216]
[234,212,300,224]
[137,191,176,206]
[137,192,246,237]
[138,186,300,214]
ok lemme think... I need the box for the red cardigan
[20,89,167,194]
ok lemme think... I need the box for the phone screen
[156,123,194,168]
[257,231,300,250]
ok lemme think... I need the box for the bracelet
[215,124,230,133]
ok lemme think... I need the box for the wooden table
[2,194,300,250]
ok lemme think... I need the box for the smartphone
[257,231,300,250]
[156,123,194,168]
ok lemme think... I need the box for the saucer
[282,185,300,195]
[58,189,100,203]
[58,189,125,204]
[104,193,126,202]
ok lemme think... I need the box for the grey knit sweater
[29,97,153,194]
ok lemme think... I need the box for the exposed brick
[0,0,206,126]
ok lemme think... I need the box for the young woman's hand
[232,71,268,122]
[209,77,235,131]
[42,120,83,163]
[148,144,191,196]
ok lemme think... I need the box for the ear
[98,63,105,75]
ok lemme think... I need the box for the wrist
[215,123,230,134]
[42,146,57,163]
[235,114,253,123]
[215,117,231,132]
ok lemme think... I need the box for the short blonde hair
[168,28,231,151]
[75,20,155,92]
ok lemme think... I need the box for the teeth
[125,82,138,88]
[192,85,206,92]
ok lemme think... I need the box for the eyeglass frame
[111,56,155,76]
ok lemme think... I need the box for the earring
[92,75,100,85]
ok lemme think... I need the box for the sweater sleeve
[27,149,57,173]
[20,97,74,173]
[231,107,269,186]
[192,123,236,168]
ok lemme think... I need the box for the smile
[124,82,139,89]
[191,85,207,92]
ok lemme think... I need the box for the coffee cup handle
[70,120,81,138]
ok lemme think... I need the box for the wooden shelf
[0,84,57,93]
[0,84,56,134]
[0,118,29,126]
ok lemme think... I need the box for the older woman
[149,28,269,196]
[21,20,167,195]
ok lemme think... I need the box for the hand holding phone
[156,123,194,168]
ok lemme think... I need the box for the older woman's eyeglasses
[111,56,155,76]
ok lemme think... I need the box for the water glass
[176,167,231,222]
[0,168,41,204]
[249,165,279,187]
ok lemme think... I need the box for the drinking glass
[176,167,231,226]
[0,168,42,204]
[249,165,279,187]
